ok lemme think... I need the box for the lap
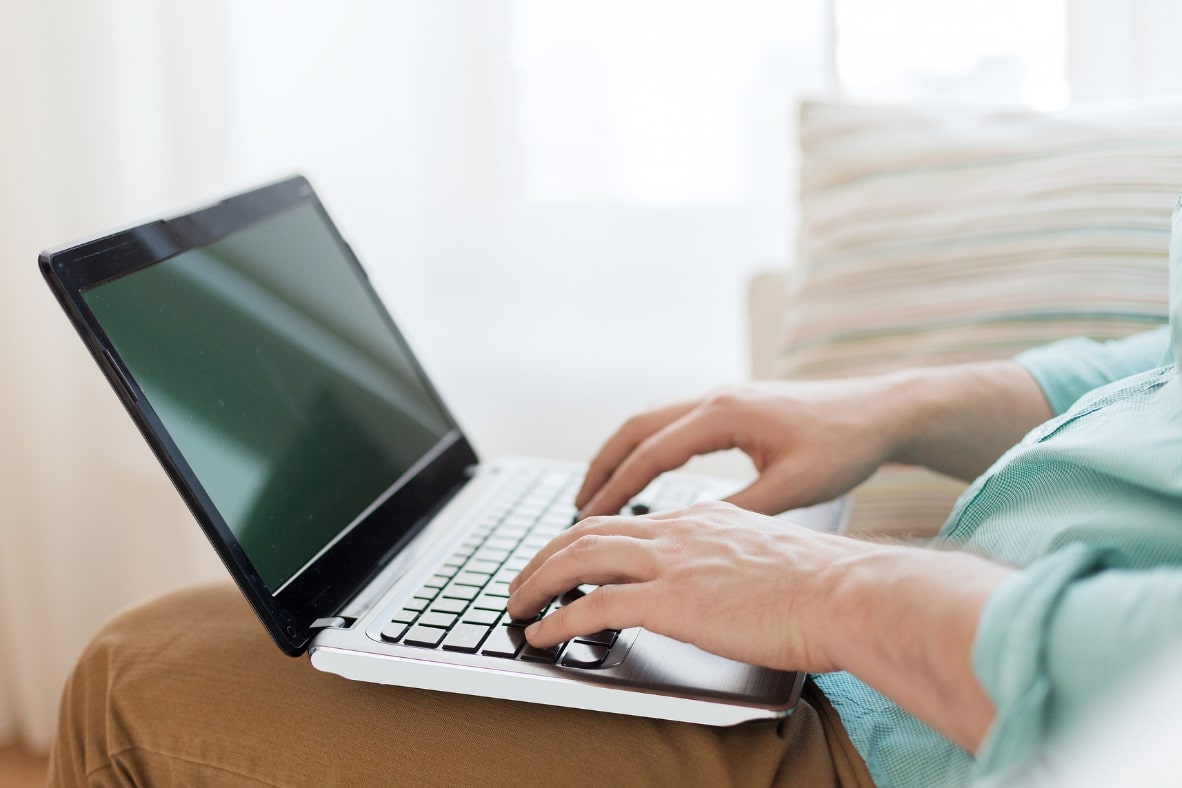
[50,583,872,787]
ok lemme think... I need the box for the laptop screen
[81,200,455,593]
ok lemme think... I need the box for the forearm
[818,542,1015,752]
[880,361,1052,481]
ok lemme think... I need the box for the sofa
[748,98,1182,538]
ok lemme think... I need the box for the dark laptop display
[42,177,479,654]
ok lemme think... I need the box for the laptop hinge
[310,616,355,631]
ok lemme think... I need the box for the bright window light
[509,0,829,204]
[835,0,1068,109]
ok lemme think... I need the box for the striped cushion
[779,99,1181,537]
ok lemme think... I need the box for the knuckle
[585,585,612,614]
[620,413,653,438]
[660,530,690,557]
[566,516,610,539]
[705,499,740,514]
[703,385,746,410]
[570,533,602,555]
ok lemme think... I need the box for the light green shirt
[813,198,1182,787]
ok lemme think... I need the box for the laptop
[40,175,847,726]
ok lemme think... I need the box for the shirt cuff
[970,544,1108,784]
[1014,328,1170,416]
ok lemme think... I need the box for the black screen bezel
[39,175,479,656]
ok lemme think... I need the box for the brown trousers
[49,583,874,787]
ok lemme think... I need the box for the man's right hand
[574,376,906,518]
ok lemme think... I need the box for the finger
[723,475,798,516]
[574,401,698,510]
[508,515,656,593]
[524,583,652,648]
[507,533,659,618]
[578,406,739,518]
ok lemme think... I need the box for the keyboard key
[403,625,447,648]
[485,581,512,598]
[561,641,609,668]
[465,559,502,575]
[559,587,586,606]
[575,629,618,647]
[418,611,458,629]
[441,623,492,653]
[403,597,432,613]
[474,547,510,563]
[461,608,501,626]
[502,610,541,626]
[521,643,563,663]
[472,593,510,612]
[422,574,450,589]
[430,597,468,614]
[380,621,409,642]
[390,608,419,624]
[452,572,491,589]
[481,625,527,658]
[415,585,441,600]
[441,583,480,601]
[493,569,520,585]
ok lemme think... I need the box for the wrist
[866,368,931,467]
[878,361,1052,478]
[801,536,892,672]
[813,540,1014,750]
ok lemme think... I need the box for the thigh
[50,583,871,787]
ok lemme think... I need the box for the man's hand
[507,501,869,673]
[574,361,1053,519]
[508,500,1014,753]
[575,378,905,519]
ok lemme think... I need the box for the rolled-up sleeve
[1014,327,1171,416]
[971,545,1182,784]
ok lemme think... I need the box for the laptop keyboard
[376,467,707,669]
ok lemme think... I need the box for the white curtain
[0,1,237,751]
[0,0,832,751]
